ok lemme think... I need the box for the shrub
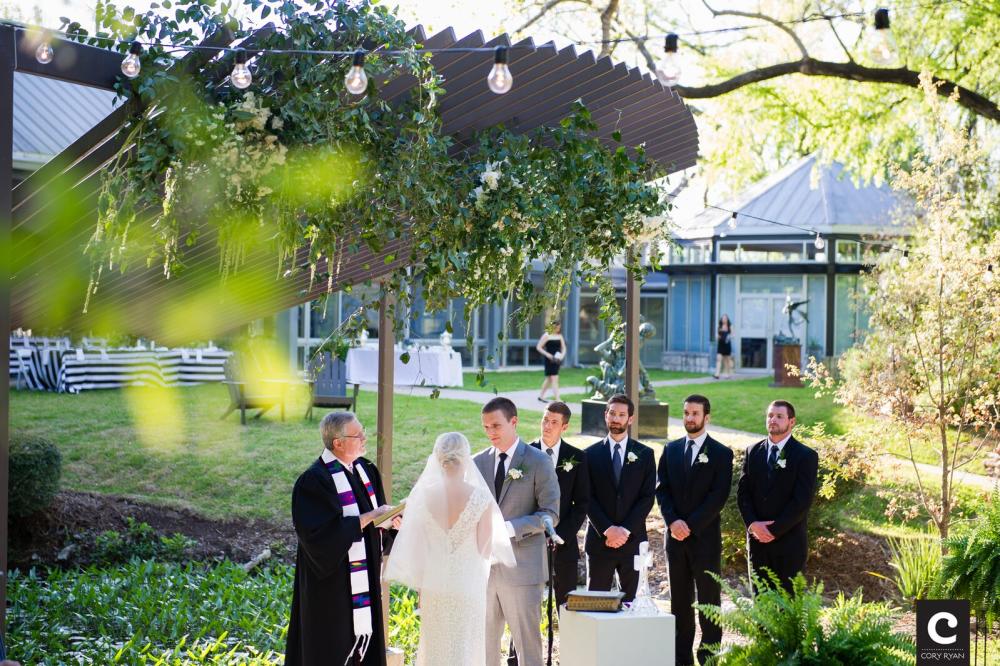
[936,490,1000,632]
[9,433,61,518]
[698,572,914,665]
[91,517,196,565]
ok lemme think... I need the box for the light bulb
[728,211,738,230]
[985,264,995,283]
[231,49,252,89]
[487,45,513,94]
[868,8,897,66]
[345,50,368,96]
[121,41,142,78]
[655,33,681,87]
[814,233,825,250]
[899,249,910,268]
[36,41,54,64]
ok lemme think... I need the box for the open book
[372,500,406,528]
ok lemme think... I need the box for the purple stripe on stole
[351,593,371,608]
[349,560,367,573]
[338,489,358,505]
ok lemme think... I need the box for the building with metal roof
[660,154,907,373]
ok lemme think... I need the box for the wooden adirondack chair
[220,355,285,425]
[305,352,359,420]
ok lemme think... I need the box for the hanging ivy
[67,0,670,344]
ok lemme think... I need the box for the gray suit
[475,439,560,666]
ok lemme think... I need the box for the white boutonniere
[776,457,787,469]
[561,458,579,473]
[775,447,787,469]
[697,452,709,465]
[507,467,524,480]
[626,451,638,464]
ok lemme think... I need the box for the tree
[805,77,1000,544]
[509,0,1000,190]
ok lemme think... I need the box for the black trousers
[587,553,640,602]
[667,544,722,665]
[553,557,579,609]
[748,539,804,594]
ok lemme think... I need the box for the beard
[684,419,705,434]
[608,423,627,435]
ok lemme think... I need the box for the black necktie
[494,452,508,500]
[546,448,555,467]
[686,440,696,470]
[612,443,623,484]
[767,445,778,481]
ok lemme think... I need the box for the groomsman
[737,400,818,592]
[530,401,590,607]
[584,394,656,602]
[656,395,733,666]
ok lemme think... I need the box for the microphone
[542,515,564,545]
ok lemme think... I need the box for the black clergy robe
[285,455,392,666]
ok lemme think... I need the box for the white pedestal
[386,647,404,666]
[559,608,674,666]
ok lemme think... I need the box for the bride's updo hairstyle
[434,432,471,468]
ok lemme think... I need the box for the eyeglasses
[342,431,367,441]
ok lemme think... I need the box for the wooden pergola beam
[625,248,641,433]
[1,23,14,639]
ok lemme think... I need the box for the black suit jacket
[737,436,818,558]
[584,436,657,558]
[531,439,590,562]
[656,434,733,557]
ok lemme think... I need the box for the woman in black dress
[714,314,733,379]
[536,321,567,402]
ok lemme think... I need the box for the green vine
[68,0,669,344]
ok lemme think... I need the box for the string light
[655,34,681,88]
[985,264,995,283]
[868,8,897,66]
[813,233,825,250]
[344,50,368,95]
[487,45,513,94]
[230,48,252,89]
[35,38,54,64]
[899,249,910,268]
[120,41,142,78]
[727,211,738,230]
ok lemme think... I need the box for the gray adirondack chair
[220,355,285,425]
[305,352,359,420]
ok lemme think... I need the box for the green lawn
[10,384,494,522]
[461,367,701,393]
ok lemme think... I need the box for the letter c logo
[928,611,958,645]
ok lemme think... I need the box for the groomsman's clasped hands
[284,395,819,666]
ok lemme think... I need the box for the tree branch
[674,59,1000,122]
[624,27,657,71]
[515,0,592,35]
[701,0,809,58]
[598,0,620,59]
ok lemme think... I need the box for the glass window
[640,296,666,367]
[806,275,826,358]
[740,275,802,294]
[836,240,861,263]
[578,294,604,366]
[737,242,804,263]
[718,242,738,263]
[834,275,872,355]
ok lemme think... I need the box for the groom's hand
[748,520,775,543]
[669,519,691,541]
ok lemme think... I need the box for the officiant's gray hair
[434,432,471,467]
[321,412,359,450]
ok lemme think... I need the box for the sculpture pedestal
[581,399,669,440]
[559,608,675,666]
[771,343,803,388]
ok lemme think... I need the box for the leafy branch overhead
[67,0,668,339]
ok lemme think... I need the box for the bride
[385,432,515,666]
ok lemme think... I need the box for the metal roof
[675,154,904,239]
[12,72,119,169]
[8,24,699,339]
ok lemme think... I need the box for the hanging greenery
[66,0,669,343]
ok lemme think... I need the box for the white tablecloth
[559,608,674,666]
[346,347,464,387]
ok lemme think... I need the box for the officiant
[285,412,400,666]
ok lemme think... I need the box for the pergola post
[375,287,395,650]
[625,248,641,434]
[0,23,15,638]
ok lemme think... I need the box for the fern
[936,490,1000,632]
[698,572,914,666]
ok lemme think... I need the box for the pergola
[0,20,698,631]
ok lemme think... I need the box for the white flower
[508,467,523,480]
[481,170,500,191]
[270,116,284,130]
[626,452,638,464]
[697,452,709,464]
[562,461,575,472]
[776,458,787,469]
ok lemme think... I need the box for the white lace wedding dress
[416,486,493,666]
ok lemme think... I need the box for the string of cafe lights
[28,6,909,95]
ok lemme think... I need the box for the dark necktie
[766,444,778,480]
[546,447,555,467]
[494,452,508,500]
[612,443,623,484]
[686,440,696,470]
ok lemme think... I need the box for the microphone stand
[545,533,557,666]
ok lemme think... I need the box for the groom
[476,397,560,666]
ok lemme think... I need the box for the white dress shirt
[540,439,561,467]
[766,432,792,457]
[683,431,709,462]
[604,434,631,538]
